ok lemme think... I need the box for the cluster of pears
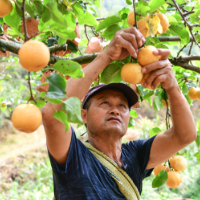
[12,39,50,133]
[154,156,187,188]
[127,10,169,38]
[121,45,160,89]
[188,87,200,100]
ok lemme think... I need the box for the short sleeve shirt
[48,127,156,200]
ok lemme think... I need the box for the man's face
[81,89,130,138]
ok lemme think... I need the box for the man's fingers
[151,74,167,89]
[142,60,171,74]
[117,36,137,58]
[153,49,171,60]
[143,65,172,89]
[123,27,145,47]
[121,32,138,52]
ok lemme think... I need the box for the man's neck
[88,134,123,167]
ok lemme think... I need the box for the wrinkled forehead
[91,89,128,103]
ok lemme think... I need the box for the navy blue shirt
[49,127,156,200]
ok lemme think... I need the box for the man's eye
[103,101,109,104]
[120,104,126,108]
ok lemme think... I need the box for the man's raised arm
[42,27,145,169]
[144,49,197,170]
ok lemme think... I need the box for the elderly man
[42,27,197,200]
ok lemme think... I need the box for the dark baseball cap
[82,83,138,109]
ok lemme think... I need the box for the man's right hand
[104,27,145,62]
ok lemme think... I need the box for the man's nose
[109,105,120,115]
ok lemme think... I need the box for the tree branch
[158,36,194,42]
[170,59,200,74]
[1,38,200,73]
[171,0,200,47]
[49,43,68,53]
[49,53,99,65]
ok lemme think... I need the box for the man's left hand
[141,49,177,91]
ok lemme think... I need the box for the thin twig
[21,0,36,103]
[27,72,37,104]
[21,0,30,41]
[177,44,188,57]
[171,0,200,47]
[132,0,138,29]
[84,25,90,42]
[188,42,193,56]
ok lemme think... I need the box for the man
[42,27,197,199]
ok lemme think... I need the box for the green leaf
[102,24,121,40]
[46,2,68,27]
[15,1,22,17]
[46,73,66,99]
[197,120,200,131]
[30,100,46,108]
[67,41,78,53]
[118,8,130,20]
[137,1,150,16]
[62,97,82,124]
[96,16,122,31]
[130,110,138,118]
[153,95,163,111]
[149,127,162,137]
[3,4,20,29]
[166,15,177,26]
[194,152,200,164]
[182,84,188,95]
[169,25,190,45]
[54,60,84,79]
[46,98,62,104]
[128,118,135,128]
[126,0,132,5]
[101,64,121,84]
[25,4,35,18]
[42,6,52,23]
[39,19,76,40]
[78,11,97,29]
[143,91,154,100]
[40,91,46,98]
[32,0,44,15]
[53,111,70,132]
[111,69,123,83]
[149,0,166,13]
[195,133,200,149]
[72,2,84,16]
[152,170,168,188]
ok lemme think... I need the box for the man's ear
[81,109,87,124]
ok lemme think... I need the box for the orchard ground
[0,99,200,200]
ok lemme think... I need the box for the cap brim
[82,83,138,109]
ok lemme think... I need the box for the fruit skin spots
[166,171,182,188]
[188,87,198,100]
[18,40,50,72]
[127,10,135,27]
[0,0,12,17]
[170,156,187,171]
[12,104,42,133]
[121,63,143,84]
[137,45,160,67]
[154,164,170,176]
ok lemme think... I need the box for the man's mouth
[107,117,121,123]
